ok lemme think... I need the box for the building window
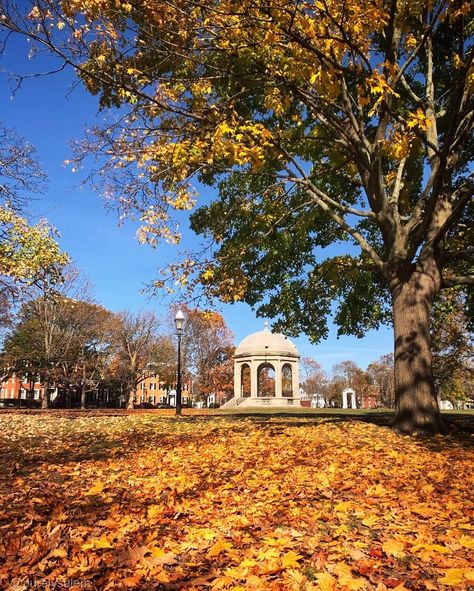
[150,382,157,391]
[34,389,40,400]
[20,388,27,399]
[149,395,155,404]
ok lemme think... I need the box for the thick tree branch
[432,181,474,246]
[442,246,474,261]
[392,0,447,87]
[398,72,423,105]
[424,20,439,165]
[441,275,474,288]
[304,183,385,271]
[404,160,442,237]
[280,148,375,219]
[295,86,371,172]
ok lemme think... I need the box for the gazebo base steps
[220,397,302,409]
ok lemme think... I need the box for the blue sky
[0,35,393,373]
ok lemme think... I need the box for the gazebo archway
[281,363,293,397]
[258,363,276,397]
[241,364,251,397]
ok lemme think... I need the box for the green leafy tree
[2,1,473,432]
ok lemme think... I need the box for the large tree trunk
[391,262,446,434]
[41,385,50,409]
[80,384,87,409]
[127,388,135,409]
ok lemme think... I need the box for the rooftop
[235,321,299,358]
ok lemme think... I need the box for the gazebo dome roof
[235,322,299,358]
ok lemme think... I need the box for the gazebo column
[293,361,300,399]
[251,361,259,397]
[234,362,241,398]
[275,359,282,398]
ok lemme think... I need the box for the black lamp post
[174,309,185,416]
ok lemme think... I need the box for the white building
[222,322,302,408]
[439,400,454,410]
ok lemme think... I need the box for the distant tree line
[302,290,473,410]
[0,270,235,409]
[300,356,395,409]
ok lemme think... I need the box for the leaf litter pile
[0,411,473,590]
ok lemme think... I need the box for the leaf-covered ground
[0,411,473,591]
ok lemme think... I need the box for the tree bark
[391,262,446,434]
[41,384,50,409]
[127,388,135,409]
[80,384,87,409]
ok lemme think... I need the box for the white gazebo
[222,321,301,408]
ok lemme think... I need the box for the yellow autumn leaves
[21,0,472,258]
[438,568,474,586]
[1,411,473,590]
[0,207,68,284]
[315,563,367,591]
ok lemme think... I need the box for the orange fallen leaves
[438,568,474,586]
[207,539,234,558]
[381,539,406,558]
[0,410,472,591]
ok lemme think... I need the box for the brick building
[134,371,192,407]
[0,368,193,408]
[0,373,44,405]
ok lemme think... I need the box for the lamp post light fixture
[174,309,185,416]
